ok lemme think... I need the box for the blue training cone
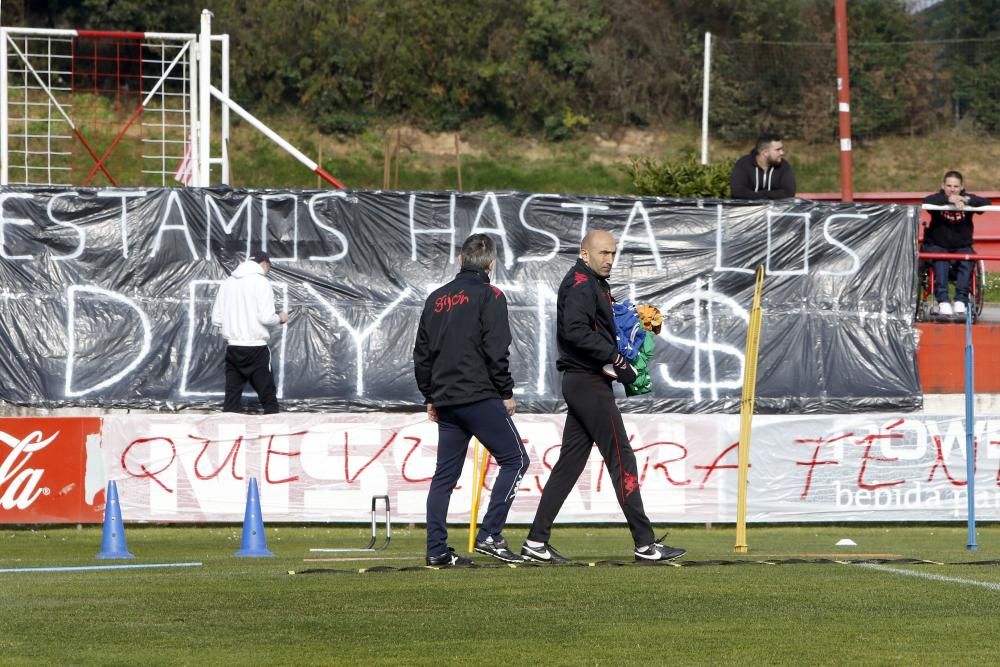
[96,480,135,559]
[234,477,273,557]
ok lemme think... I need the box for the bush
[625,151,733,197]
[316,110,369,136]
[543,109,591,141]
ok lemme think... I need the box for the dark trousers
[223,345,279,414]
[426,398,530,557]
[923,243,974,303]
[528,372,655,548]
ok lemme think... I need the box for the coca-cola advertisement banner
[0,187,918,414]
[0,417,104,523]
[93,412,998,524]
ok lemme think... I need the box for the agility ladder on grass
[735,266,765,554]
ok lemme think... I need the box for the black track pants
[223,345,279,414]
[527,372,654,548]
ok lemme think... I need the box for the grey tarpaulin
[0,187,919,413]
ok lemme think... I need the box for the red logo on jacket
[491,286,504,299]
[434,290,470,313]
[572,272,588,287]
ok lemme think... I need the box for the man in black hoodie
[922,170,992,317]
[730,132,797,199]
[520,230,686,564]
[414,233,530,567]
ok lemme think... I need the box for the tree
[845,0,937,139]
[925,0,1000,132]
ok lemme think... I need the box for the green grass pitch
[2,524,1000,665]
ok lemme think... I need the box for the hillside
[228,119,1000,196]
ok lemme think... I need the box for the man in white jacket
[211,252,288,413]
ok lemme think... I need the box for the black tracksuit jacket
[555,259,619,374]
[413,268,514,407]
[730,150,797,199]
[922,190,992,249]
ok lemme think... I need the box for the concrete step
[922,393,1000,414]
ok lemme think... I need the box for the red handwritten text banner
[97,413,1000,524]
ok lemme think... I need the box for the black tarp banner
[0,187,919,413]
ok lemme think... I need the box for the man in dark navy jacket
[414,234,530,567]
[730,132,797,199]
[521,230,685,564]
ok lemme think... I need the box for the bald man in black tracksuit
[414,234,530,567]
[521,230,686,564]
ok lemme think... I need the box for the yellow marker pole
[467,439,490,553]
[735,266,765,554]
[467,439,481,553]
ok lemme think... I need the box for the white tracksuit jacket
[211,260,280,346]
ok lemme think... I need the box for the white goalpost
[0,9,344,188]
[1,9,340,189]
[0,10,231,188]
[0,18,225,186]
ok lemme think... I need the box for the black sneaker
[425,547,474,568]
[474,536,524,563]
[520,541,570,564]
[634,540,686,562]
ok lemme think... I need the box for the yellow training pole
[467,440,490,553]
[735,265,765,553]
[467,439,481,553]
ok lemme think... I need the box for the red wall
[914,322,1000,394]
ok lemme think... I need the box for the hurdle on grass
[734,265,765,554]
[309,495,391,553]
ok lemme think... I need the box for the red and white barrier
[4,412,1000,524]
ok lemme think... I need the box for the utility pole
[835,0,854,201]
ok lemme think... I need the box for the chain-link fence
[708,35,1000,144]
[702,33,1000,191]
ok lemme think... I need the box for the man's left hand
[612,354,638,385]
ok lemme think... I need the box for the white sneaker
[936,301,954,316]
[954,301,967,316]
